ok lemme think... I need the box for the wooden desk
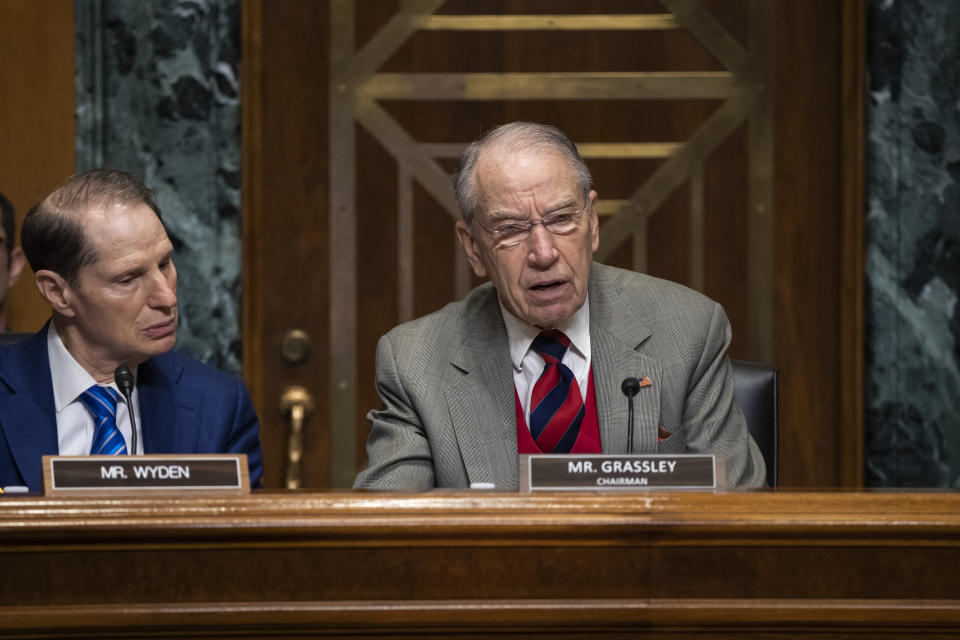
[1,491,958,638]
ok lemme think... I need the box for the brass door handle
[279,386,315,489]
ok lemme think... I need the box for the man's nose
[149,269,178,308]
[526,223,559,266]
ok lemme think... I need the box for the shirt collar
[47,322,127,413]
[499,294,591,372]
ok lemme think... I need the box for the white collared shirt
[500,295,591,429]
[47,323,143,455]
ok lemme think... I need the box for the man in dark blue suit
[0,170,262,490]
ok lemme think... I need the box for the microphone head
[621,377,641,397]
[114,365,135,396]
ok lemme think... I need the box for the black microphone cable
[115,365,137,455]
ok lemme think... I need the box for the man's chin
[523,305,579,329]
[146,331,177,355]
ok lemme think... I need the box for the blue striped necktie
[79,385,128,455]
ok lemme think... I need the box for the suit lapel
[445,288,519,487]
[588,265,661,453]
[138,356,197,453]
[0,328,59,488]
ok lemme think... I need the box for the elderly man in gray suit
[355,122,766,490]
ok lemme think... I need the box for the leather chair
[0,331,32,345]
[731,359,778,487]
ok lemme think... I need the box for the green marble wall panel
[866,0,960,486]
[75,0,242,373]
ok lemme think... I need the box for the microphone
[621,377,641,454]
[115,365,138,455]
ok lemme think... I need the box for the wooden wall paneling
[329,0,359,489]
[773,0,845,486]
[705,126,751,353]
[689,162,706,292]
[0,0,75,333]
[243,1,333,488]
[747,0,775,364]
[241,0,264,438]
[355,123,403,474]
[840,0,866,488]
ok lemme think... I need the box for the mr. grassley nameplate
[42,454,250,495]
[519,454,722,492]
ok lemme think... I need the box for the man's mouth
[145,317,177,338]
[530,280,566,291]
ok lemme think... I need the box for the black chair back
[731,359,778,487]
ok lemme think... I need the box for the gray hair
[452,122,592,224]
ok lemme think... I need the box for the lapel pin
[637,376,652,388]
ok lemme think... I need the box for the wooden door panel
[244,0,332,489]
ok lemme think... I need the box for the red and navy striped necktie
[529,329,584,453]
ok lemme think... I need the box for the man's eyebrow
[112,265,146,282]
[111,250,174,282]
[485,200,579,222]
[543,200,579,214]
[485,211,528,223]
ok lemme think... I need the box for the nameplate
[519,454,721,492]
[42,455,249,495]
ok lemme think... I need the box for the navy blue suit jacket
[0,327,263,491]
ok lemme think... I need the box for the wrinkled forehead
[474,145,581,209]
[80,199,162,226]
[82,202,170,255]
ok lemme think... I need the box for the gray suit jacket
[355,263,766,489]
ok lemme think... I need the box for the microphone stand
[621,377,640,454]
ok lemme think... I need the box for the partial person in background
[0,170,263,491]
[355,122,765,490]
[0,191,26,332]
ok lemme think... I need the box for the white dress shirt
[500,295,592,429]
[47,323,143,455]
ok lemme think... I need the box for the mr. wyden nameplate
[519,454,721,492]
[43,454,249,495]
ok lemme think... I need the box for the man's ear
[34,269,77,318]
[7,246,25,288]
[455,220,488,278]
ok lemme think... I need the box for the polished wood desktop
[1,490,958,638]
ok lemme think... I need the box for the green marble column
[75,0,242,373]
[866,0,960,487]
